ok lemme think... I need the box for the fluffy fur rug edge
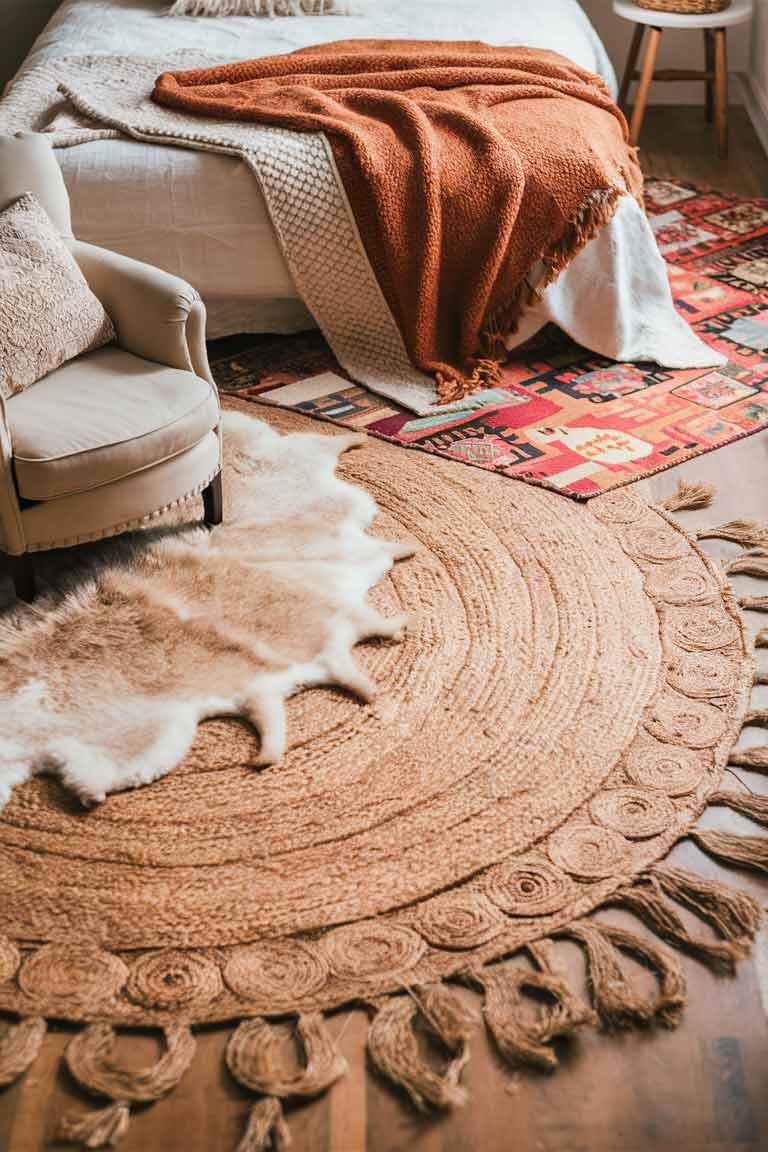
[0,409,414,809]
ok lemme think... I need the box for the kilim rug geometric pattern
[210,180,768,498]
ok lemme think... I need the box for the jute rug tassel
[59,1023,196,1148]
[724,550,768,578]
[729,746,768,771]
[234,1097,291,1152]
[472,951,595,1071]
[659,478,717,512]
[613,873,755,973]
[564,922,686,1030]
[414,982,479,1052]
[744,709,768,728]
[741,596,768,613]
[710,789,768,826]
[366,994,470,1110]
[0,1016,47,1089]
[59,1102,131,1149]
[226,1014,347,1152]
[697,518,768,549]
[650,865,762,945]
[691,829,768,874]
[755,627,768,648]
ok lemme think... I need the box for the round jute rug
[0,402,766,1145]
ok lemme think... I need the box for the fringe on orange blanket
[437,182,638,405]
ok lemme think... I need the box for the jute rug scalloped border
[0,400,767,1150]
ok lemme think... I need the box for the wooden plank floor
[2,107,767,1152]
[638,105,768,197]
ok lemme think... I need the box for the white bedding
[11,0,617,337]
[5,0,722,404]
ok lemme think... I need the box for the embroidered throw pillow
[167,0,353,15]
[0,193,115,400]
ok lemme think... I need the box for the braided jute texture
[0,401,766,1140]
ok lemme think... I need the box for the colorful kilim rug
[209,180,768,499]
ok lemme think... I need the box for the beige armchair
[0,133,222,602]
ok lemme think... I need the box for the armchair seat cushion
[8,346,219,501]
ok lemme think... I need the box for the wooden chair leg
[704,29,714,123]
[8,554,35,603]
[619,23,645,110]
[629,27,661,147]
[202,471,223,527]
[713,27,728,158]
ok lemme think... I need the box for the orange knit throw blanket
[154,40,642,403]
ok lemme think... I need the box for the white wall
[581,0,754,105]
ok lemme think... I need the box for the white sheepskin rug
[0,411,413,809]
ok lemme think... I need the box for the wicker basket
[636,0,731,13]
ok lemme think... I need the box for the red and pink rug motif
[210,179,768,498]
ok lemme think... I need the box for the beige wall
[0,0,60,88]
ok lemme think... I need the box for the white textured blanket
[1,53,443,412]
[0,54,723,413]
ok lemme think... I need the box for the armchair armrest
[0,396,26,556]
[69,241,216,387]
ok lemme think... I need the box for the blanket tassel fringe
[436,185,632,405]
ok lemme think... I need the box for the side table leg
[629,26,661,148]
[704,28,714,123]
[619,23,645,110]
[714,27,728,158]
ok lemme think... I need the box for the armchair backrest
[0,132,73,238]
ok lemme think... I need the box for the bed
[2,0,721,412]
[6,0,617,339]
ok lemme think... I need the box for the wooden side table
[613,0,754,158]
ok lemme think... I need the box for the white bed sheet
[12,0,618,338]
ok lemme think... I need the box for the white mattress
[13,0,617,337]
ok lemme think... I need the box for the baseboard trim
[740,70,768,159]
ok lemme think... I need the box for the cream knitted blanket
[0,54,439,412]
